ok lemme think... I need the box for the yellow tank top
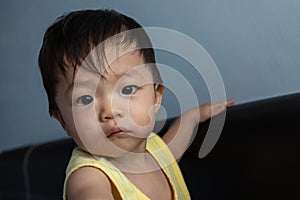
[63,133,191,200]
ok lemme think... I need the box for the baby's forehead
[62,50,149,84]
[84,49,145,73]
[95,41,141,66]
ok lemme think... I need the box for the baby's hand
[199,100,235,122]
[183,100,235,124]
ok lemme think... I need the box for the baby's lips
[106,126,124,138]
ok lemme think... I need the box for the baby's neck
[108,151,160,174]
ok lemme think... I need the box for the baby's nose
[98,96,124,122]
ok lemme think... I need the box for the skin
[52,51,234,199]
[163,100,235,160]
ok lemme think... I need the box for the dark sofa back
[180,92,300,199]
[1,92,300,200]
[0,139,76,200]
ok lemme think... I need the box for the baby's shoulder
[66,166,114,199]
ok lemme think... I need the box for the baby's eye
[76,95,94,105]
[121,85,138,95]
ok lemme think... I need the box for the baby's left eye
[121,85,138,95]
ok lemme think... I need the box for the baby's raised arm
[162,100,235,160]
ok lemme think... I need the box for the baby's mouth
[107,127,126,138]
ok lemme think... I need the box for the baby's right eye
[76,95,94,105]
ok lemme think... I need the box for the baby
[38,9,233,200]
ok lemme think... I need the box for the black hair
[38,9,162,115]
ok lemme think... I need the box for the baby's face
[54,51,163,156]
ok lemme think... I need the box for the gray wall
[1,0,300,152]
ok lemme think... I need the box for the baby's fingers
[225,100,235,107]
[211,100,235,116]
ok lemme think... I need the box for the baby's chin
[78,143,128,157]
[73,128,152,156]
[79,139,150,160]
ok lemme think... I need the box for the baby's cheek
[69,116,97,137]
[73,122,105,149]
[80,120,101,135]
[128,103,154,127]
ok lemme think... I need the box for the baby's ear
[154,84,164,113]
[51,109,66,130]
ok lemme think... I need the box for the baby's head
[38,9,164,156]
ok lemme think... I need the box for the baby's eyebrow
[119,68,145,79]
[65,80,95,95]
[64,68,147,95]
